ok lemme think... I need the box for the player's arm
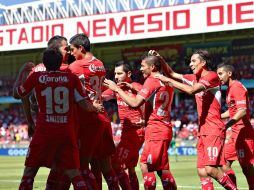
[225,108,246,129]
[74,75,104,113]
[148,50,182,80]
[21,98,35,137]
[155,74,205,95]
[77,99,104,113]
[117,82,140,92]
[221,110,230,119]
[101,88,116,101]
[13,62,35,99]
[104,79,145,108]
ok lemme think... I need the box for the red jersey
[102,82,144,133]
[68,56,109,126]
[138,76,174,140]
[226,80,252,133]
[68,57,106,101]
[16,71,87,135]
[182,72,225,136]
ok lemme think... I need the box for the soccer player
[102,61,145,190]
[68,33,119,190]
[13,48,102,190]
[104,54,177,190]
[17,35,78,190]
[151,49,237,190]
[217,63,254,190]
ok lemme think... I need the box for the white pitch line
[0,179,248,189]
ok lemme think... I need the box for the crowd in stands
[0,54,254,145]
[0,106,29,147]
[0,76,15,96]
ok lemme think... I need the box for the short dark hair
[69,33,90,52]
[141,53,161,71]
[47,35,67,48]
[115,61,132,73]
[193,49,212,70]
[217,63,237,79]
[42,48,63,71]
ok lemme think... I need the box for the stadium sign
[0,148,28,156]
[0,0,253,51]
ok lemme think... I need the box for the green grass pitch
[0,156,248,189]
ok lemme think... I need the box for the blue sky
[0,0,39,6]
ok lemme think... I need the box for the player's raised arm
[155,73,205,95]
[148,50,182,80]
[13,62,35,99]
[221,110,230,119]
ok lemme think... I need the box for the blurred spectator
[0,105,30,146]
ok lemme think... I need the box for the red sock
[57,173,71,190]
[80,169,99,190]
[143,172,156,190]
[115,168,131,190]
[225,170,237,186]
[45,170,59,190]
[19,176,34,190]
[71,175,87,190]
[245,175,254,190]
[103,169,120,190]
[200,177,214,190]
[92,169,102,190]
[129,172,139,190]
[217,173,237,190]
[160,172,177,190]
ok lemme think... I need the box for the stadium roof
[0,0,38,6]
[0,0,220,25]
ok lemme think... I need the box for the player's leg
[19,166,39,190]
[197,136,214,190]
[112,161,131,190]
[202,135,237,190]
[140,140,168,190]
[112,134,139,190]
[221,161,237,186]
[60,138,87,190]
[156,140,177,190]
[222,136,238,185]
[240,164,254,190]
[65,169,87,190]
[128,167,139,190]
[90,158,103,190]
[96,120,120,190]
[236,127,254,190]
[46,166,71,190]
[79,120,101,190]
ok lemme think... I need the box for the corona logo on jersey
[89,64,105,73]
[38,75,69,84]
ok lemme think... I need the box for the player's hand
[118,82,133,89]
[103,79,119,92]
[93,100,104,113]
[154,74,171,84]
[148,50,160,57]
[28,122,35,138]
[134,117,145,127]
